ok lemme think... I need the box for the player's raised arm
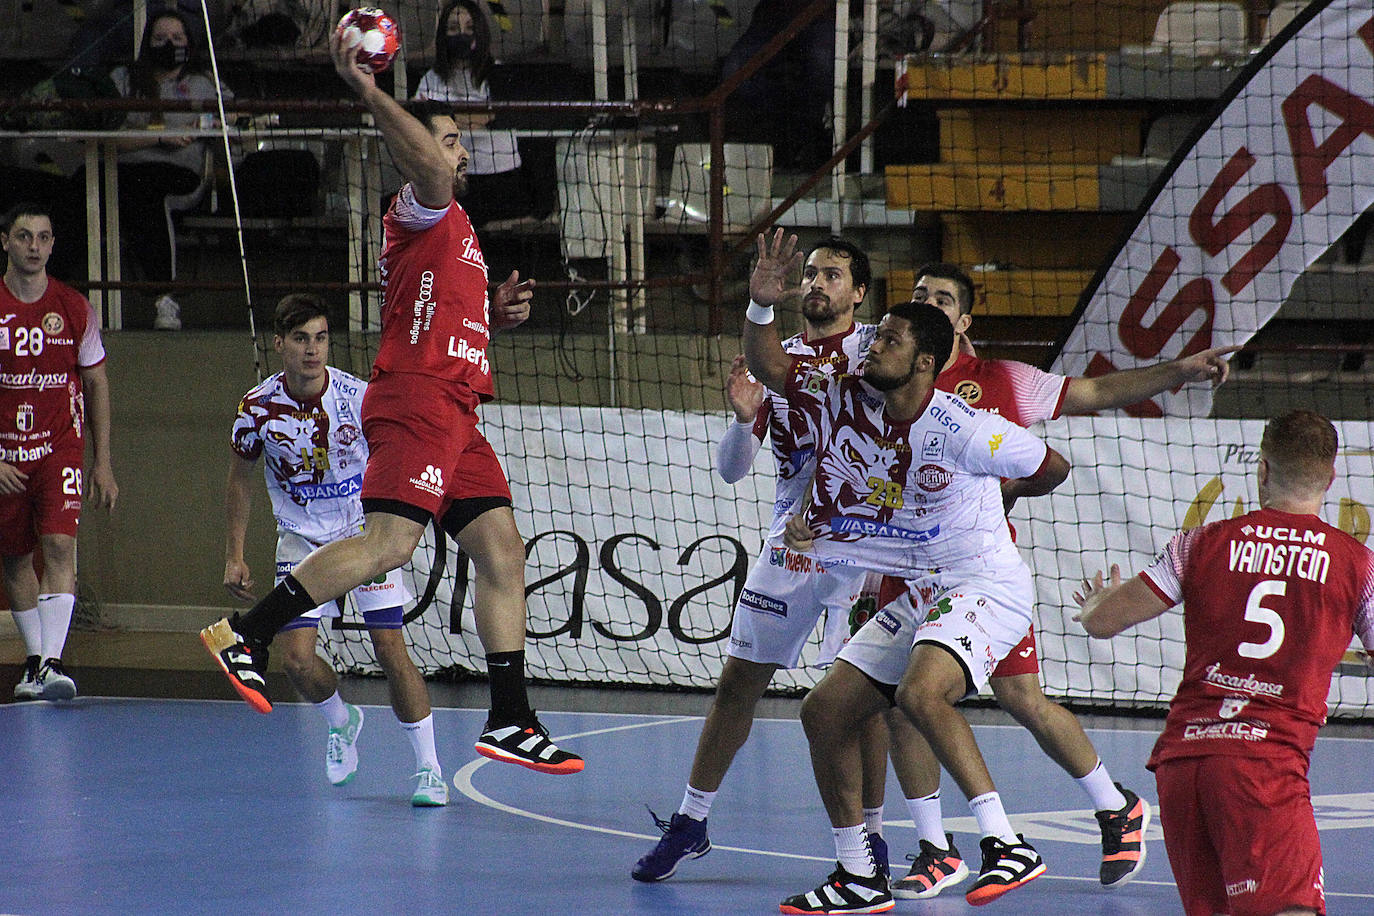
[717,355,765,483]
[331,26,452,208]
[742,229,804,392]
[1060,345,1240,414]
[1073,563,1171,638]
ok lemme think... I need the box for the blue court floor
[1,697,1371,914]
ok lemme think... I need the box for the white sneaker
[153,294,182,330]
[325,704,364,785]
[411,765,449,807]
[13,656,42,701]
[36,658,76,700]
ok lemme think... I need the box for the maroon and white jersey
[1143,507,1374,766]
[231,368,369,544]
[935,352,1069,426]
[374,184,492,399]
[784,364,1050,577]
[0,278,104,462]
[751,322,876,540]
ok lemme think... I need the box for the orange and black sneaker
[474,712,584,774]
[779,863,894,914]
[891,832,969,899]
[1096,783,1150,888]
[199,617,272,713]
[964,834,1045,907]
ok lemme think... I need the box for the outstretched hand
[725,354,765,423]
[750,228,804,307]
[1178,345,1241,388]
[1071,563,1123,620]
[491,270,534,330]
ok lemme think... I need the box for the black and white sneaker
[13,655,41,701]
[964,834,1045,906]
[474,712,584,774]
[36,658,76,700]
[779,864,894,914]
[199,617,272,713]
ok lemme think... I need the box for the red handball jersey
[374,185,493,400]
[0,277,105,461]
[1142,507,1374,767]
[935,351,1069,427]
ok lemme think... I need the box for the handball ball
[337,7,401,74]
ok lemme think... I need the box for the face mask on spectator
[446,34,475,60]
[146,42,189,70]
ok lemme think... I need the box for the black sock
[235,574,317,647]
[486,650,531,725]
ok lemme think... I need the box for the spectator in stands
[107,7,231,330]
[721,0,836,171]
[413,0,534,229]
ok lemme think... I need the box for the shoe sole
[778,899,894,914]
[199,621,272,714]
[965,862,1046,907]
[1102,798,1151,889]
[891,860,970,899]
[40,678,76,701]
[411,793,449,807]
[474,741,585,774]
[631,843,710,882]
[14,687,42,701]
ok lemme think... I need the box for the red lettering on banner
[1085,353,1163,418]
[1281,19,1374,211]
[1188,148,1293,296]
[1118,246,1216,363]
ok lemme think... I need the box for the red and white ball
[336,7,401,74]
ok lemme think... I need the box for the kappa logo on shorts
[739,589,787,617]
[409,464,446,498]
[873,609,900,635]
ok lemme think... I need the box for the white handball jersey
[785,365,1050,577]
[753,322,877,541]
[231,368,370,544]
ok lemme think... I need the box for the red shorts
[0,441,84,556]
[359,373,511,519]
[1154,753,1324,916]
[991,626,1038,676]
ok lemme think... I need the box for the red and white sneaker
[474,712,584,774]
[891,832,969,899]
[964,834,1045,907]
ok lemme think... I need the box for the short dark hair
[402,99,454,134]
[2,201,54,235]
[914,262,976,315]
[805,235,871,296]
[273,293,329,338]
[882,300,955,366]
[1261,409,1338,493]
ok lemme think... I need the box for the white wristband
[746,299,775,325]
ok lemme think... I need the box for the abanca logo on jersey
[290,473,363,501]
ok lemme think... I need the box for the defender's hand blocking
[1072,564,1124,619]
[725,354,764,423]
[491,270,533,330]
[750,228,804,307]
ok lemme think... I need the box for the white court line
[453,715,1374,898]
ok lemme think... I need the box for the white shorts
[727,544,867,668]
[836,557,1034,697]
[275,529,412,622]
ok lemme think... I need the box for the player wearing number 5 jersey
[0,202,117,702]
[1076,410,1374,916]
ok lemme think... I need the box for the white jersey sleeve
[390,183,450,233]
[717,418,762,483]
[947,399,1050,481]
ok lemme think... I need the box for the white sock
[37,593,74,660]
[315,691,350,730]
[399,714,440,772]
[11,607,41,657]
[968,792,1018,844]
[833,825,875,877]
[862,805,884,838]
[678,785,715,821]
[1076,759,1127,812]
[906,791,947,848]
